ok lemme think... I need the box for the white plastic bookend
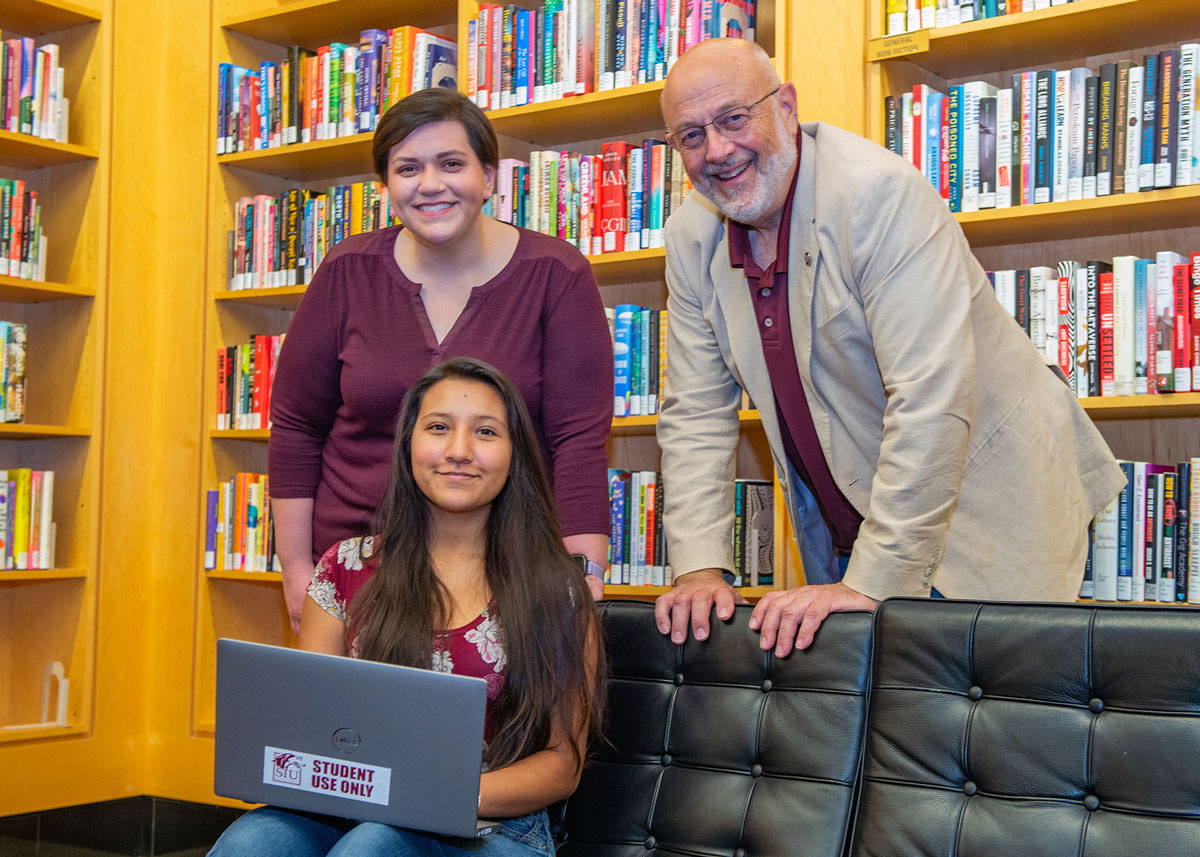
[1,661,70,731]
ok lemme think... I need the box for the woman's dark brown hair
[348,357,605,772]
[372,88,500,180]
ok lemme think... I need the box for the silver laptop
[214,638,498,838]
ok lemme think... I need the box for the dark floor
[0,797,244,857]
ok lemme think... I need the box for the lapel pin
[804,251,813,266]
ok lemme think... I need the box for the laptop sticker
[263,745,392,806]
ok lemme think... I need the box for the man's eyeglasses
[666,86,782,152]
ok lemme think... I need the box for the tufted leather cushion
[559,600,874,857]
[849,599,1200,857]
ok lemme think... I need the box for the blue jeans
[207,806,555,856]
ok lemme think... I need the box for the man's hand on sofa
[655,568,747,643]
[750,582,880,656]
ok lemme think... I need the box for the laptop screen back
[214,639,488,838]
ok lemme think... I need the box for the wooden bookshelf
[213,285,307,308]
[210,428,271,441]
[0,723,88,745]
[0,423,90,439]
[867,0,1186,80]
[0,567,88,582]
[606,585,776,601]
[863,0,1200,589]
[590,248,668,286]
[0,130,99,170]
[0,0,100,37]
[222,0,450,47]
[217,132,374,181]
[1082,394,1200,421]
[612,410,764,436]
[210,247,674,302]
[0,0,110,814]
[485,81,671,148]
[0,276,95,303]
[207,569,283,583]
[956,185,1200,248]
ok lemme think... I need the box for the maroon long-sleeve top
[268,225,614,561]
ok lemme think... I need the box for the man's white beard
[695,113,798,226]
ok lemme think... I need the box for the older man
[654,38,1124,656]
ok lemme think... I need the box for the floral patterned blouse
[308,536,508,744]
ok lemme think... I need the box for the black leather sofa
[558,598,1200,856]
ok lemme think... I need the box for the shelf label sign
[867,31,930,61]
[263,746,391,806]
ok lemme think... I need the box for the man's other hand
[749,582,879,656]
[654,568,747,643]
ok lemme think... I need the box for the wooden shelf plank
[956,185,1200,247]
[213,251,665,299]
[222,0,453,49]
[211,428,271,441]
[207,413,763,441]
[0,0,100,37]
[215,285,307,309]
[605,585,775,599]
[0,567,87,582]
[487,81,669,147]
[867,0,1178,81]
[0,276,94,303]
[590,248,666,285]
[207,570,283,583]
[0,722,87,744]
[0,424,90,439]
[0,129,98,169]
[1081,599,1199,607]
[1080,393,1200,420]
[612,410,761,435]
[218,133,374,182]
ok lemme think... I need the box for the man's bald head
[662,39,781,130]
[659,38,797,230]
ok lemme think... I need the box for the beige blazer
[658,122,1125,601]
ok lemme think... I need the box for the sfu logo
[271,752,303,785]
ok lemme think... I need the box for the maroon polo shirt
[727,129,863,553]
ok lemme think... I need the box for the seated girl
[209,357,607,856]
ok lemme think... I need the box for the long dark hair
[348,357,605,771]
[372,88,500,180]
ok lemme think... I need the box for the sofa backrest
[849,599,1200,857]
[559,600,874,857]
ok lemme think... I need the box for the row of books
[216,335,284,431]
[203,473,279,574]
[732,478,774,587]
[0,179,47,282]
[0,321,25,423]
[482,139,693,257]
[467,0,756,111]
[884,45,1200,213]
[607,469,667,585]
[986,252,1199,397]
[886,0,1084,36]
[1,35,68,143]
[1082,458,1199,603]
[0,469,55,571]
[226,134,695,290]
[226,183,395,290]
[611,304,667,417]
[215,25,457,155]
[606,471,772,586]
